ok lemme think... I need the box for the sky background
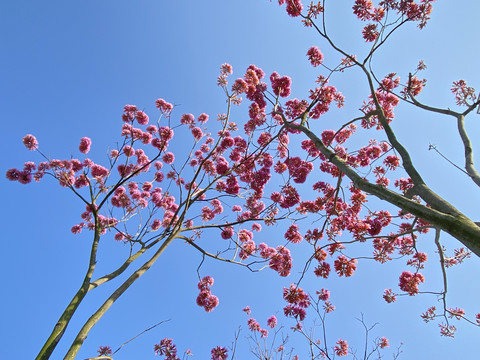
[1,0,480,359]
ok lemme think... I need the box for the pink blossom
[279,185,300,208]
[324,301,335,313]
[269,246,292,276]
[97,346,113,356]
[239,240,256,259]
[284,224,303,244]
[154,338,178,358]
[321,129,335,146]
[334,339,348,356]
[71,224,83,234]
[123,145,135,157]
[124,104,137,112]
[221,227,234,239]
[316,288,330,301]
[334,255,357,277]
[292,322,302,332]
[398,271,424,295]
[154,171,164,182]
[135,110,149,125]
[439,323,457,337]
[274,162,288,174]
[307,46,324,66]
[211,346,228,360]
[362,23,379,42]
[197,113,209,124]
[270,72,292,98]
[79,137,92,154]
[162,152,175,164]
[225,175,240,195]
[22,134,38,150]
[238,229,253,243]
[257,132,272,146]
[232,78,248,94]
[74,174,89,188]
[283,0,303,17]
[353,0,375,20]
[83,158,95,169]
[215,156,230,175]
[117,164,133,177]
[151,219,162,231]
[314,262,331,278]
[158,126,174,141]
[248,318,261,332]
[6,168,21,181]
[447,307,465,320]
[90,164,109,178]
[220,63,233,75]
[378,337,389,349]
[191,127,203,141]
[155,99,173,113]
[181,113,195,125]
[252,223,262,232]
[267,315,277,328]
[110,149,119,159]
[196,276,219,312]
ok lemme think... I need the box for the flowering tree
[5,0,480,359]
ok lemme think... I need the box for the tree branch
[283,120,480,257]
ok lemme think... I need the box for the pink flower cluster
[362,23,379,42]
[401,75,425,98]
[196,276,219,312]
[313,247,330,278]
[122,104,149,125]
[451,79,477,106]
[278,0,303,17]
[22,134,38,150]
[285,156,313,184]
[247,317,269,338]
[334,255,358,277]
[378,337,389,349]
[447,307,465,320]
[439,323,457,337]
[353,0,384,22]
[354,0,435,29]
[97,346,112,356]
[154,338,180,360]
[285,98,309,119]
[308,83,345,119]
[284,224,303,244]
[258,243,293,277]
[383,289,397,303]
[398,271,424,295]
[229,65,269,134]
[283,284,311,322]
[155,98,174,113]
[271,185,300,209]
[444,247,471,268]
[243,307,277,339]
[270,72,292,98]
[267,315,277,328]
[306,46,324,67]
[334,339,349,356]
[210,346,228,360]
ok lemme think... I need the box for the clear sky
[1,1,480,359]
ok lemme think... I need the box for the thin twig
[112,319,171,355]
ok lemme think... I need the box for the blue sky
[2,1,480,359]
